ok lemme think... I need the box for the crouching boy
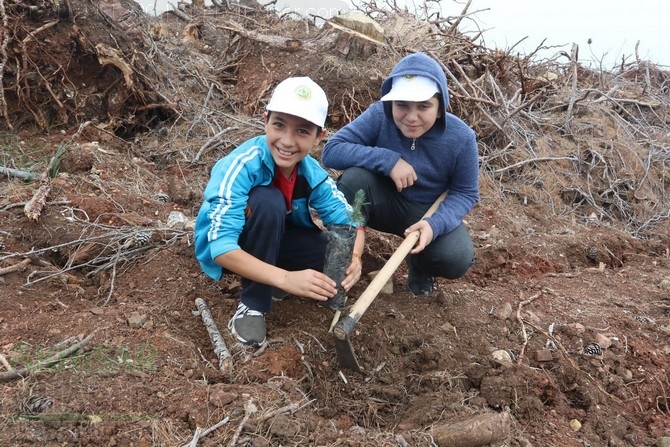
[194,77,365,346]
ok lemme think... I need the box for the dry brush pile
[1,0,667,242]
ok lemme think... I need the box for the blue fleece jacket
[321,52,479,238]
[194,135,352,280]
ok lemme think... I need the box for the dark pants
[231,186,327,313]
[337,167,474,279]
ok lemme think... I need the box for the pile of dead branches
[1,0,668,242]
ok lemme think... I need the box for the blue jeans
[337,167,474,279]
[231,186,327,313]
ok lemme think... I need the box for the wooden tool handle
[336,191,447,333]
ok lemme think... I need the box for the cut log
[430,411,512,447]
[325,11,384,59]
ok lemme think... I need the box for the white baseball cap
[266,77,328,128]
[380,74,439,102]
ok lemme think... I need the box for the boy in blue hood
[194,77,365,347]
[322,52,479,295]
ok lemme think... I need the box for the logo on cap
[402,75,417,81]
[295,85,311,100]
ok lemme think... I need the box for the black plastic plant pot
[323,224,357,311]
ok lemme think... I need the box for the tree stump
[325,11,384,59]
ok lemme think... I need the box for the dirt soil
[1,1,670,446]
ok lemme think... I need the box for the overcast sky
[137,0,670,67]
[460,0,670,68]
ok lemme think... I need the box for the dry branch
[0,0,10,130]
[22,19,59,44]
[494,156,577,174]
[195,297,233,373]
[95,44,134,87]
[515,291,542,365]
[432,53,503,132]
[23,176,51,221]
[229,399,256,447]
[0,166,40,180]
[192,127,239,163]
[23,143,66,221]
[258,398,315,422]
[0,353,12,371]
[180,416,230,447]
[564,43,580,132]
[0,258,31,276]
[0,332,96,382]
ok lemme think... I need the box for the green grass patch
[11,341,158,374]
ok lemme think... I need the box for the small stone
[492,302,513,320]
[349,425,366,435]
[127,312,148,328]
[491,349,512,364]
[368,270,393,295]
[535,349,553,362]
[209,385,237,407]
[615,367,633,382]
[440,321,455,334]
[90,307,105,315]
[595,333,612,349]
[167,211,187,229]
[570,419,582,431]
[562,323,585,336]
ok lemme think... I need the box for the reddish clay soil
[1,1,669,447]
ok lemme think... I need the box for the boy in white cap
[322,52,479,295]
[195,76,365,346]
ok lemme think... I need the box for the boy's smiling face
[264,111,326,177]
[390,96,442,139]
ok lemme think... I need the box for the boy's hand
[404,220,434,254]
[280,270,336,301]
[389,158,417,192]
[341,254,362,292]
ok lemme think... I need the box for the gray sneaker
[228,302,266,346]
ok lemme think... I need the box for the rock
[127,312,148,328]
[492,302,513,320]
[595,333,612,349]
[90,307,105,315]
[209,385,237,407]
[561,322,585,336]
[368,270,393,294]
[569,419,582,431]
[491,349,512,364]
[440,321,455,334]
[535,349,553,362]
[615,367,633,382]
[167,211,187,229]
